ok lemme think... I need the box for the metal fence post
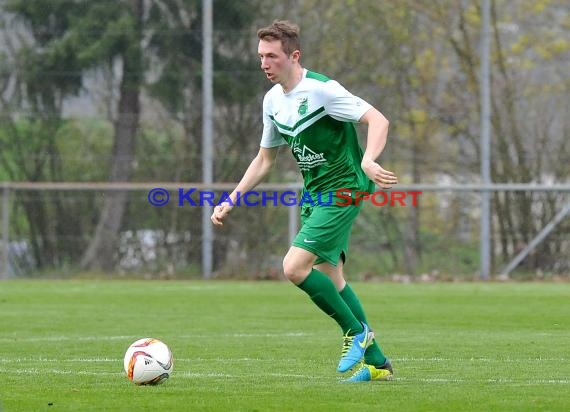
[479,0,492,279]
[1,185,9,279]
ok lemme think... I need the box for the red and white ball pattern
[123,338,173,385]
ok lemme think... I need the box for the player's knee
[282,256,310,285]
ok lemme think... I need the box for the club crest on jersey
[297,97,308,116]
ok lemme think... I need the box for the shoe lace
[341,333,355,356]
[354,364,368,378]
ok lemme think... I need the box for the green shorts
[292,203,362,266]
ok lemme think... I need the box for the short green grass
[1,280,569,411]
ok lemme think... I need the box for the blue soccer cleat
[336,323,373,373]
[342,359,393,383]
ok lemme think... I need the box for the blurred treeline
[0,0,568,278]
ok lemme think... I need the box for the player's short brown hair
[257,20,300,55]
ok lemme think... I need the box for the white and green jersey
[260,69,374,200]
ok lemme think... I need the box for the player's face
[258,39,296,85]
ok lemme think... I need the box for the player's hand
[361,159,398,189]
[211,201,233,226]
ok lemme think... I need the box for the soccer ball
[123,338,173,385]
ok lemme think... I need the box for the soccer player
[211,20,398,382]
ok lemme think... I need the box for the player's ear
[290,49,301,63]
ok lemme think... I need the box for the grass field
[1,280,569,411]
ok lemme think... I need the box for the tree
[2,0,268,274]
[418,0,570,272]
[1,1,86,268]
[141,0,266,273]
[78,0,144,271]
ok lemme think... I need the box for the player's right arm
[211,146,279,226]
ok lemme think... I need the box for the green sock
[339,283,387,367]
[297,269,362,335]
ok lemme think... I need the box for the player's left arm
[359,108,398,189]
